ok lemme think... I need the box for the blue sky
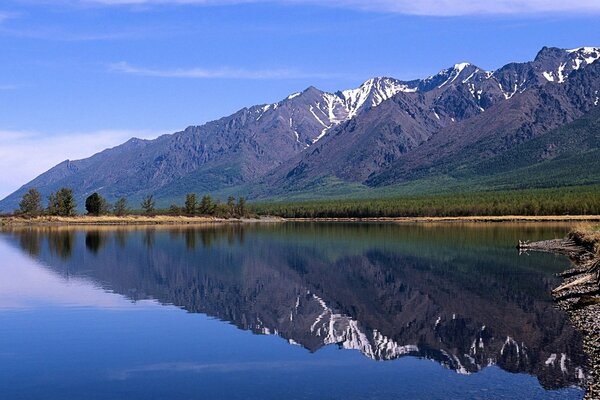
[1,0,599,199]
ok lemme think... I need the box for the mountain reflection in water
[3,223,587,391]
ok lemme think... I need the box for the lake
[0,222,587,399]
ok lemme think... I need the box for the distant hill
[1,46,599,211]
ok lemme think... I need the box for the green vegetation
[47,188,77,217]
[18,188,43,216]
[140,195,156,215]
[13,187,251,219]
[12,183,600,220]
[113,197,129,216]
[198,194,216,215]
[252,185,600,218]
[170,193,248,218]
[184,193,198,216]
[85,192,111,216]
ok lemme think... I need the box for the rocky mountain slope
[0,46,598,211]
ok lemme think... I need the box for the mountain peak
[534,46,565,62]
[303,85,321,93]
[453,62,471,71]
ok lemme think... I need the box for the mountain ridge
[1,46,599,211]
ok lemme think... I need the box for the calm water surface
[0,223,587,399]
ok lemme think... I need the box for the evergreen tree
[85,193,104,216]
[141,195,155,215]
[226,196,236,216]
[100,198,112,215]
[184,193,198,216]
[47,188,77,216]
[19,188,43,216]
[113,198,129,216]
[237,197,247,217]
[198,195,215,215]
[47,192,58,215]
[168,204,182,216]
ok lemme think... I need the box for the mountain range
[1,46,599,211]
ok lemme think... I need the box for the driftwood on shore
[519,233,599,399]
[517,238,588,256]
[518,238,598,292]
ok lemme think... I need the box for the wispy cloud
[0,25,149,41]
[0,129,165,200]
[109,61,347,80]
[73,0,600,16]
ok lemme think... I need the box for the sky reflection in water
[0,223,587,400]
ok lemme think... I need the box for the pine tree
[113,198,129,216]
[47,188,77,216]
[168,204,182,216]
[18,188,43,216]
[237,197,247,217]
[199,195,215,215]
[184,193,198,216]
[85,193,103,216]
[141,195,155,215]
[226,196,236,216]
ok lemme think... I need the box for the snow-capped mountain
[251,76,417,147]
[1,45,600,211]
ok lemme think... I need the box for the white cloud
[109,61,345,80]
[77,0,600,16]
[0,129,165,200]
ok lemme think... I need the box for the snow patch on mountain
[254,46,600,146]
[567,47,600,66]
[340,77,417,119]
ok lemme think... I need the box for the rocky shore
[520,227,600,399]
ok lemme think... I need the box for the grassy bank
[570,225,600,252]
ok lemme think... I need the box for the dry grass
[2,214,599,227]
[0,215,239,227]
[570,224,600,252]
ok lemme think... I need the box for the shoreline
[522,227,600,400]
[0,215,284,227]
[2,214,600,227]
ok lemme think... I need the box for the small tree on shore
[141,195,155,215]
[198,195,215,215]
[19,188,43,216]
[226,196,236,216]
[237,197,247,217]
[184,193,198,216]
[169,203,182,216]
[47,188,77,216]
[113,197,129,216]
[85,192,107,216]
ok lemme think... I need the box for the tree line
[16,187,249,218]
[251,186,600,218]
